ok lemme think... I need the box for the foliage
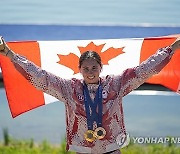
[1,139,180,154]
[121,143,180,154]
[1,128,180,154]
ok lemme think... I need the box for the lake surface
[1,88,180,144]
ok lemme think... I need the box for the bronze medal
[84,130,96,142]
[94,127,106,140]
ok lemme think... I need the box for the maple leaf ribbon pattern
[57,42,125,74]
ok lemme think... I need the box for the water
[0,0,180,144]
[0,88,66,144]
[1,87,180,144]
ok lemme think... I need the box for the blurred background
[0,0,180,145]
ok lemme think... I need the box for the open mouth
[87,76,95,80]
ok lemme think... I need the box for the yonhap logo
[116,132,130,148]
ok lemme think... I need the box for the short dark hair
[79,51,102,68]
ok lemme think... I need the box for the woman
[0,37,180,154]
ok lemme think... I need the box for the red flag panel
[0,41,45,118]
[140,35,180,92]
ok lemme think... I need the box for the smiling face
[79,58,102,84]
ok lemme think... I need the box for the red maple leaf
[57,42,125,74]
[57,53,80,74]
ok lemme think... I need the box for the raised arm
[0,37,73,103]
[116,38,180,97]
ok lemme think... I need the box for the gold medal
[94,127,106,140]
[84,130,96,142]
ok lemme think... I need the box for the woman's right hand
[0,36,13,58]
[0,36,11,56]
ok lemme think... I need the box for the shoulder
[71,78,83,87]
[100,75,116,86]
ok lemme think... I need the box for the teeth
[88,76,95,79]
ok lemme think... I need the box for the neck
[87,82,99,85]
[84,78,101,85]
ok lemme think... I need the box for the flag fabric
[0,35,180,118]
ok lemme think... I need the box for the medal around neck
[84,130,96,142]
[94,127,106,140]
[83,83,106,142]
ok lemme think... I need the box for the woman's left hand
[171,37,180,51]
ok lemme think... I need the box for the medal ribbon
[83,83,102,130]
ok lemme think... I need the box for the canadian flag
[0,35,180,118]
